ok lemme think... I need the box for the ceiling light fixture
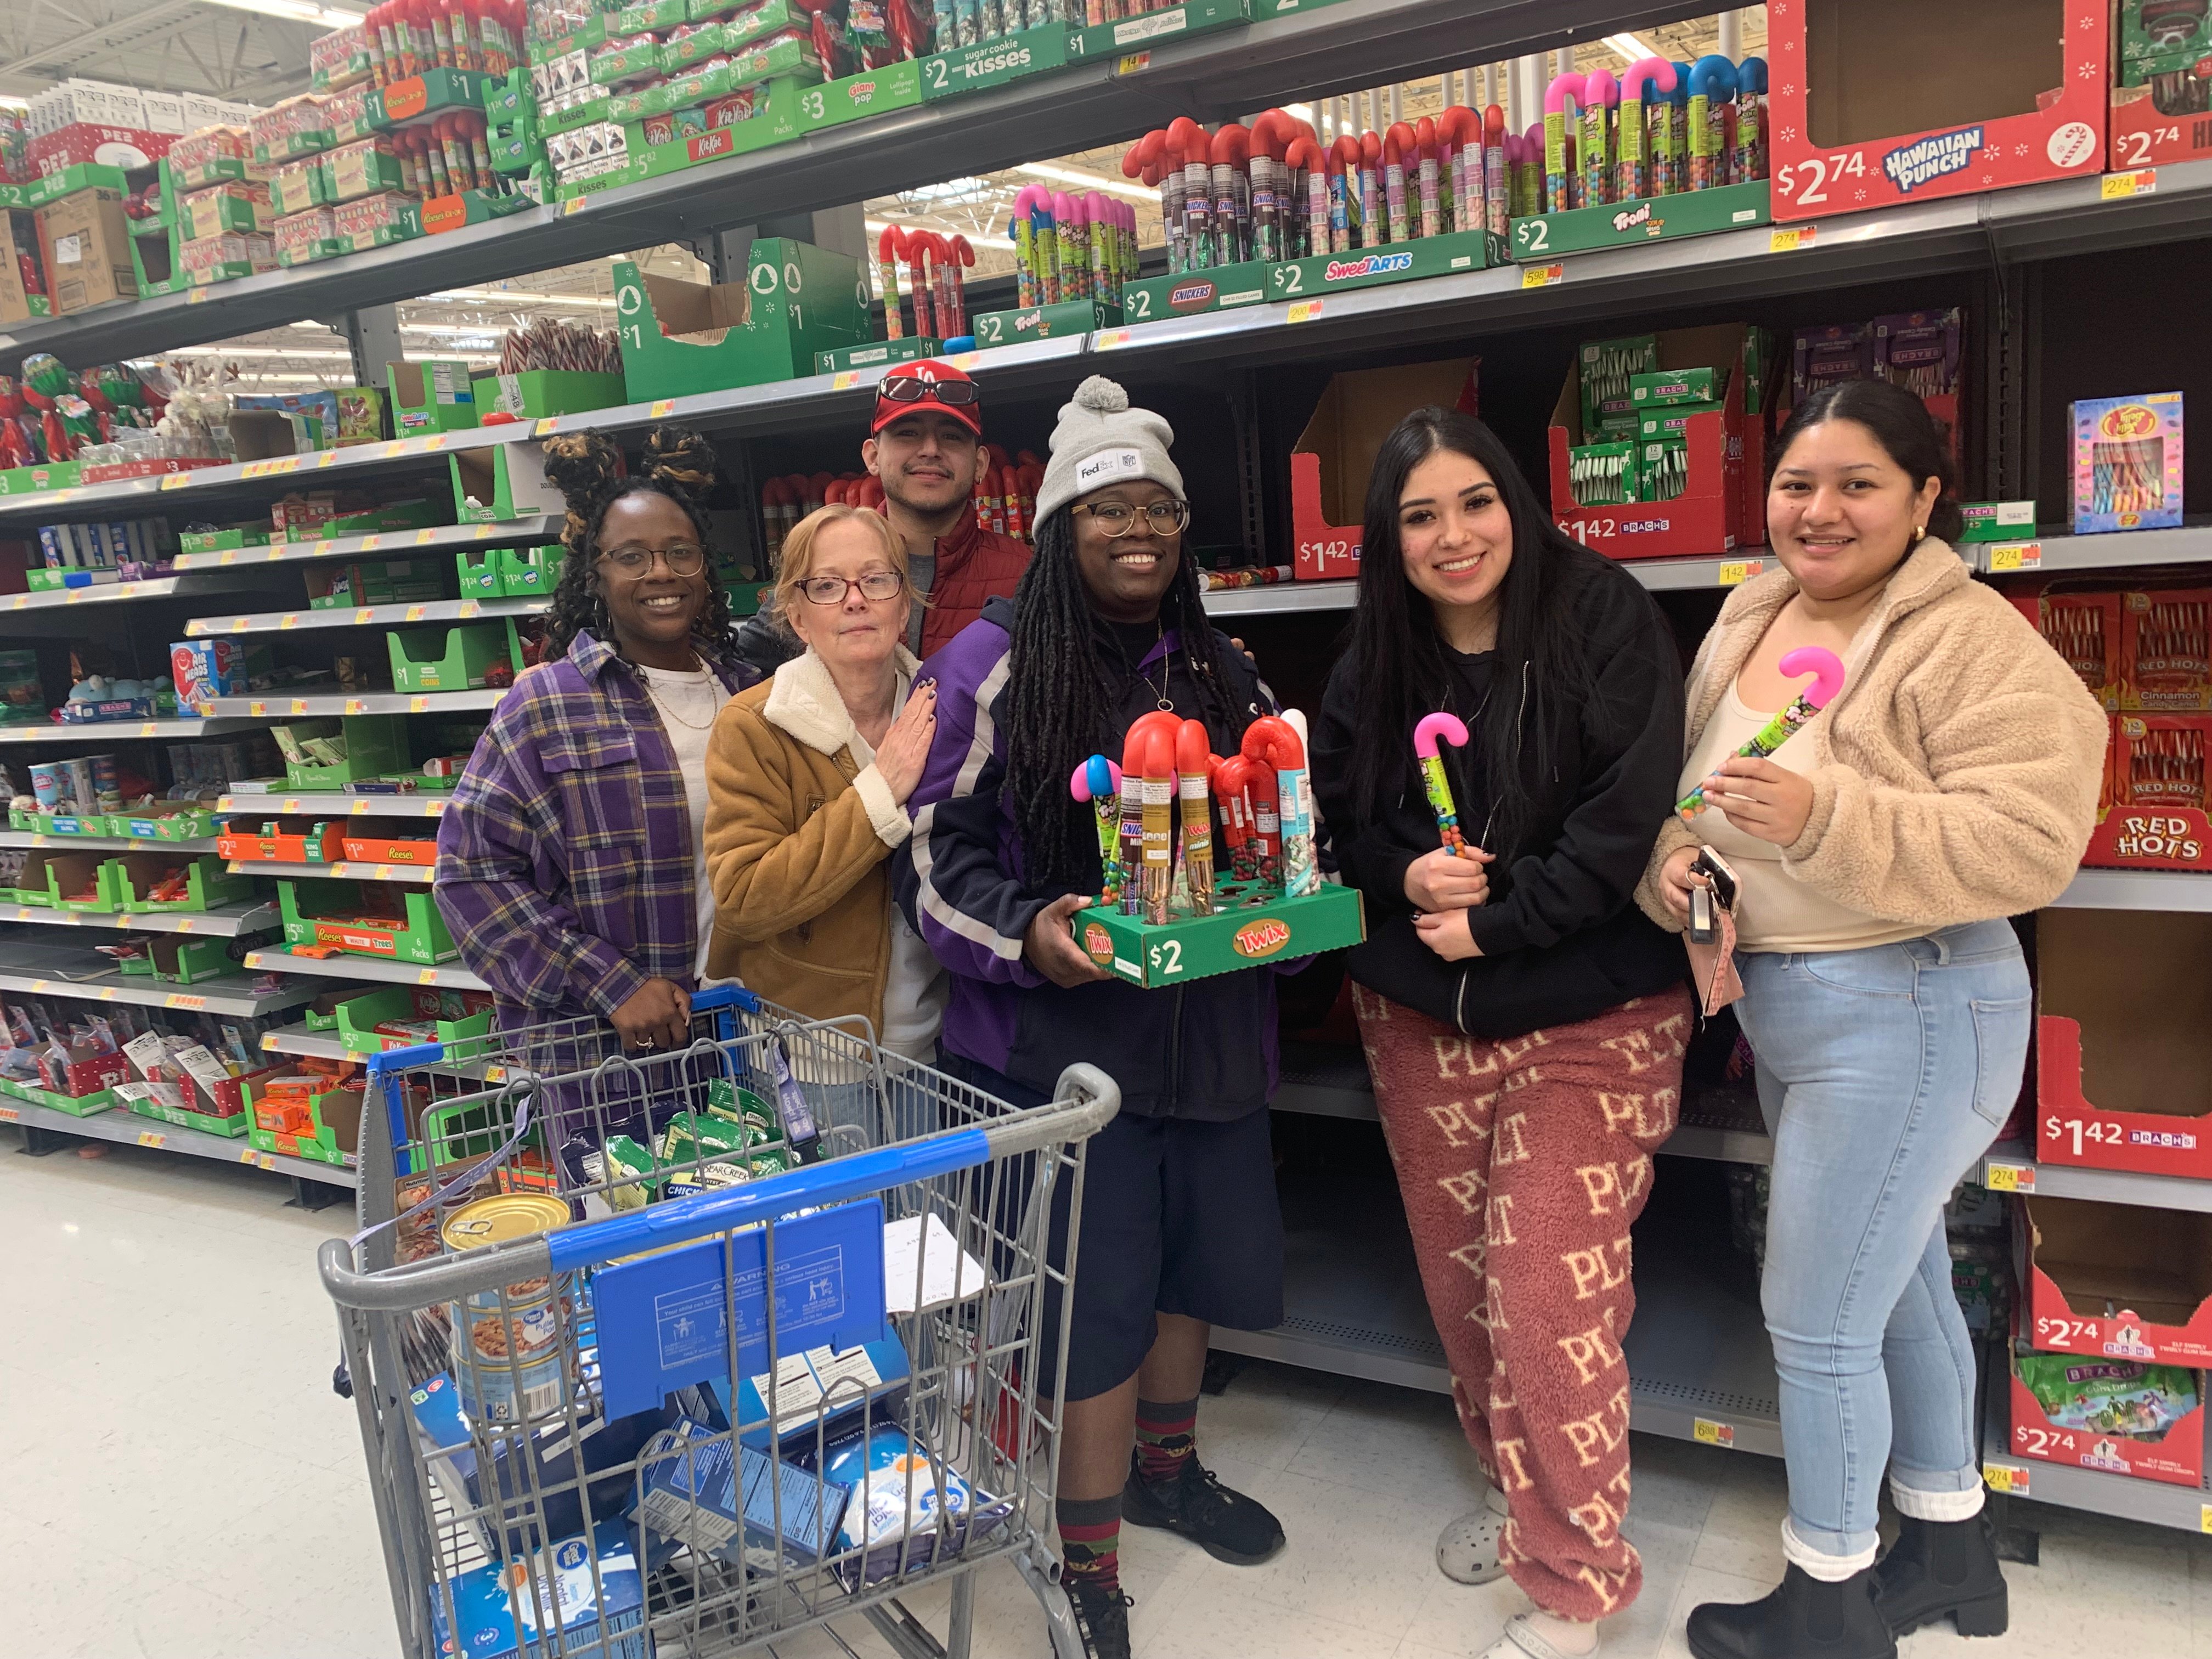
[1603,32,1659,62]
[199,0,370,29]
[1011,162,1157,204]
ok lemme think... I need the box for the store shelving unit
[216,792,451,817]
[258,1024,360,1063]
[0,963,319,1016]
[168,517,563,571]
[0,900,274,934]
[0,1092,356,1189]
[0,718,257,744]
[227,861,433,884]
[199,690,506,718]
[187,597,544,637]
[0,832,218,851]
[241,946,488,992]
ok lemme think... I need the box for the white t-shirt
[636,661,733,978]
[849,678,948,1060]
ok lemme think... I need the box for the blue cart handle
[319,1063,1121,1311]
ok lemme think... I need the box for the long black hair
[1770,377,1965,543]
[1002,506,1238,889]
[541,424,737,663]
[1336,406,1608,862]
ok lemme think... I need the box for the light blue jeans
[1734,919,2030,1568]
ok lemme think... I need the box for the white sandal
[1435,1486,1513,1584]
[1475,1612,1599,1659]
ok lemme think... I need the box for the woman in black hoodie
[1312,408,1690,1659]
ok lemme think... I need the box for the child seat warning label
[652,1244,851,1371]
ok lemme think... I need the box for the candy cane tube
[1243,715,1316,896]
[1209,753,1257,880]
[1284,135,1323,259]
[1383,121,1414,244]
[1676,647,1846,818]
[1413,711,1472,854]
[1171,117,1211,269]
[1435,105,1472,234]
[1071,754,1125,899]
[1734,55,1768,182]
[1046,191,1082,301]
[1658,63,1691,194]
[926,231,957,339]
[1617,58,1675,203]
[1687,55,1735,191]
[947,233,973,337]
[1353,129,1380,249]
[1175,719,1216,912]
[1479,105,1506,235]
[1116,727,1153,914]
[1210,123,1250,265]
[1010,184,1048,306]
[906,232,935,338]
[1248,110,1291,262]
[1327,134,1359,252]
[1580,67,1618,208]
[1543,73,1581,214]
[1132,727,1176,924]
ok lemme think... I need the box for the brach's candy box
[2018,1194,2212,1366]
[2008,1336,2206,1488]
[1767,0,2108,223]
[1289,356,1481,580]
[2035,910,2212,1178]
[2083,713,2212,869]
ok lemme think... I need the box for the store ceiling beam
[0,0,1739,370]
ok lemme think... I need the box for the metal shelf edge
[0,1096,357,1187]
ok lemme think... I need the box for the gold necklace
[644,659,718,731]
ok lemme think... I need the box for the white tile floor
[8,1133,2212,1659]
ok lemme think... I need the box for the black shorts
[941,1056,1285,1402]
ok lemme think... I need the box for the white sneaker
[1475,1612,1598,1659]
[1435,1486,1513,1584]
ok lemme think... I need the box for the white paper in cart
[882,1211,989,1316]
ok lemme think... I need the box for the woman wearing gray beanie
[894,375,1290,1659]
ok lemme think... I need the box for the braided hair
[1002,506,1238,889]
[541,424,737,663]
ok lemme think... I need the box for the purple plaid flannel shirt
[435,629,757,1023]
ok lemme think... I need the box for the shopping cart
[319,985,1119,1659]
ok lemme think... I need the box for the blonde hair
[773,503,920,640]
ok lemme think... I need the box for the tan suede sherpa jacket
[1637,536,2108,933]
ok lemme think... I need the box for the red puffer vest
[919,507,1032,659]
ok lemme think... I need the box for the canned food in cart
[441,1193,577,1425]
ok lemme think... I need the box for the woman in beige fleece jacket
[1644,381,2104,1659]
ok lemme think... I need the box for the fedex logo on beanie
[1076,448,1146,488]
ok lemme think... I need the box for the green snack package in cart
[704,1075,782,1144]
[600,1133,658,1211]
[2014,1352,2199,1440]
[659,1108,748,1170]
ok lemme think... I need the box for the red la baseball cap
[871,359,984,437]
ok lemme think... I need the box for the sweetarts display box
[1074,880,1363,989]
[1766,0,2108,222]
[2035,909,2212,1179]
[2018,1194,2212,1367]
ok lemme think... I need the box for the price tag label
[238,1144,259,1161]
[404,605,427,621]
[2102,168,2157,199]
[475,524,496,540]
[249,700,269,716]
[221,550,238,566]
[562,195,590,216]
[173,917,195,933]
[230,617,250,632]
[831,371,860,390]
[345,699,367,715]
[428,800,448,816]
[318,452,339,469]
[458,601,479,618]
[63,589,85,604]
[1521,263,1565,289]
[359,535,382,551]
[0,1105,16,1120]
[1286,300,1324,324]
[266,545,287,561]
[260,1032,279,1049]
[137,1130,165,1148]
[527,416,558,438]
[188,288,208,304]
[161,472,191,490]
[374,864,392,881]
[1094,328,1133,350]
[282,798,302,812]
[1982,1160,2036,1194]
[409,696,433,712]
[423,436,445,453]
[7,595,24,610]
[1768,225,1816,253]
[419,967,439,984]
[946,352,983,370]
[257,1152,276,1170]
[1983,1462,2029,1496]
[1692,1418,1736,1449]
[313,540,335,556]
[98,988,116,1000]
[1986,542,2042,572]
[165,994,206,1009]
[290,698,309,715]
[383,441,408,459]
[351,799,373,813]
[1716,560,1763,586]
[413,528,437,546]
[1116,50,1150,72]
[649,399,675,417]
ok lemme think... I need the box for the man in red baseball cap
[734,359,1031,672]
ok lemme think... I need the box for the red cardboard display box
[2082,714,2212,871]
[29,125,174,174]
[2036,909,2212,1176]
[1288,357,1480,581]
[2008,1350,2207,1489]
[1768,0,2108,223]
[2019,1195,2212,1365]
[2109,76,2212,171]
[1548,323,1747,561]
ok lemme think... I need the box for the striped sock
[1133,1395,1199,1487]
[1057,1493,1122,1592]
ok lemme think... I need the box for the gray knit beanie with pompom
[1032,374,1186,526]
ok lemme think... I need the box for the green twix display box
[1073,881,1364,988]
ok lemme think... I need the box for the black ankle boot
[1875,1514,2009,1638]
[1686,1564,1897,1659]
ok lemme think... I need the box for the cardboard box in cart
[1767,0,2107,223]
[2036,910,2212,1179]
[2018,1195,2212,1367]
[1289,357,1482,580]
[1548,324,1747,560]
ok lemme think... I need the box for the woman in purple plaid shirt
[435,428,758,1050]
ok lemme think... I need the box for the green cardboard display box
[529,16,610,61]
[719,0,800,46]
[1120,260,1274,324]
[388,619,521,692]
[279,878,459,964]
[498,544,566,596]
[0,462,82,495]
[130,1092,247,1136]
[334,984,493,1054]
[116,851,252,913]
[389,359,479,435]
[539,93,614,136]
[971,297,1120,348]
[920,21,1073,100]
[790,58,921,134]
[620,79,812,179]
[613,238,870,399]
[1068,0,1249,57]
[1075,881,1364,988]
[1267,227,1509,302]
[371,67,499,128]
[451,441,566,523]
[816,336,944,375]
[724,34,822,87]
[470,369,625,419]
[280,714,409,788]
[1508,179,1770,262]
[614,0,689,29]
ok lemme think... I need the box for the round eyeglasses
[600,541,707,577]
[1072,500,1190,538]
[798,570,906,605]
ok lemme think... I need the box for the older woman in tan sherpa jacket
[1650,381,2104,1659]
[703,504,944,1059]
